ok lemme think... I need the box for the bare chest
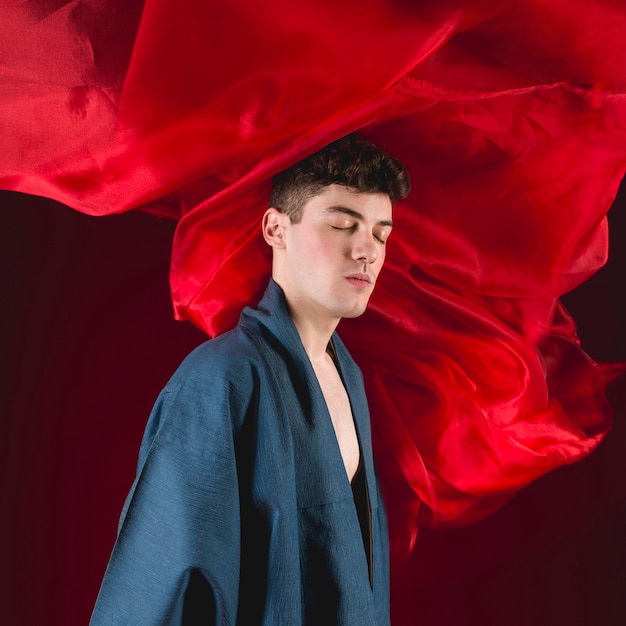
[311,357,361,482]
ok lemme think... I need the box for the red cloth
[2,0,626,558]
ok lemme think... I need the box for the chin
[340,302,369,319]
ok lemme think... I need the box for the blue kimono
[91,280,390,625]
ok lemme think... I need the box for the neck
[290,309,339,362]
[276,292,339,361]
[271,273,340,362]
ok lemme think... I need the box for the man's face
[275,183,393,326]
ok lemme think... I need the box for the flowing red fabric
[3,0,626,559]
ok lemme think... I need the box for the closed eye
[332,224,390,244]
[331,224,357,232]
[374,228,392,245]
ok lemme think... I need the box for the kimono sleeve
[90,362,250,625]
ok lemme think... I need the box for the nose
[351,232,379,264]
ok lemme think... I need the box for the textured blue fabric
[91,280,390,625]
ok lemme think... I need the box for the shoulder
[139,329,262,454]
[156,325,277,421]
[167,327,258,387]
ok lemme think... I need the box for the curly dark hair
[269,134,410,223]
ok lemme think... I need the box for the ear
[262,207,289,249]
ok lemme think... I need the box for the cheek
[372,250,386,279]
[289,227,347,272]
[309,237,345,263]
[377,246,387,265]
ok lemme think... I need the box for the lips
[345,273,372,287]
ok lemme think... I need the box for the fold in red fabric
[3,0,626,559]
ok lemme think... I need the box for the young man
[91,134,410,624]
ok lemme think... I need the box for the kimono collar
[240,278,333,362]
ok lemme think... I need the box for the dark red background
[1,187,625,625]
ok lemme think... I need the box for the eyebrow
[324,205,394,228]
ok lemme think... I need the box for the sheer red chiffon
[3,0,626,559]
